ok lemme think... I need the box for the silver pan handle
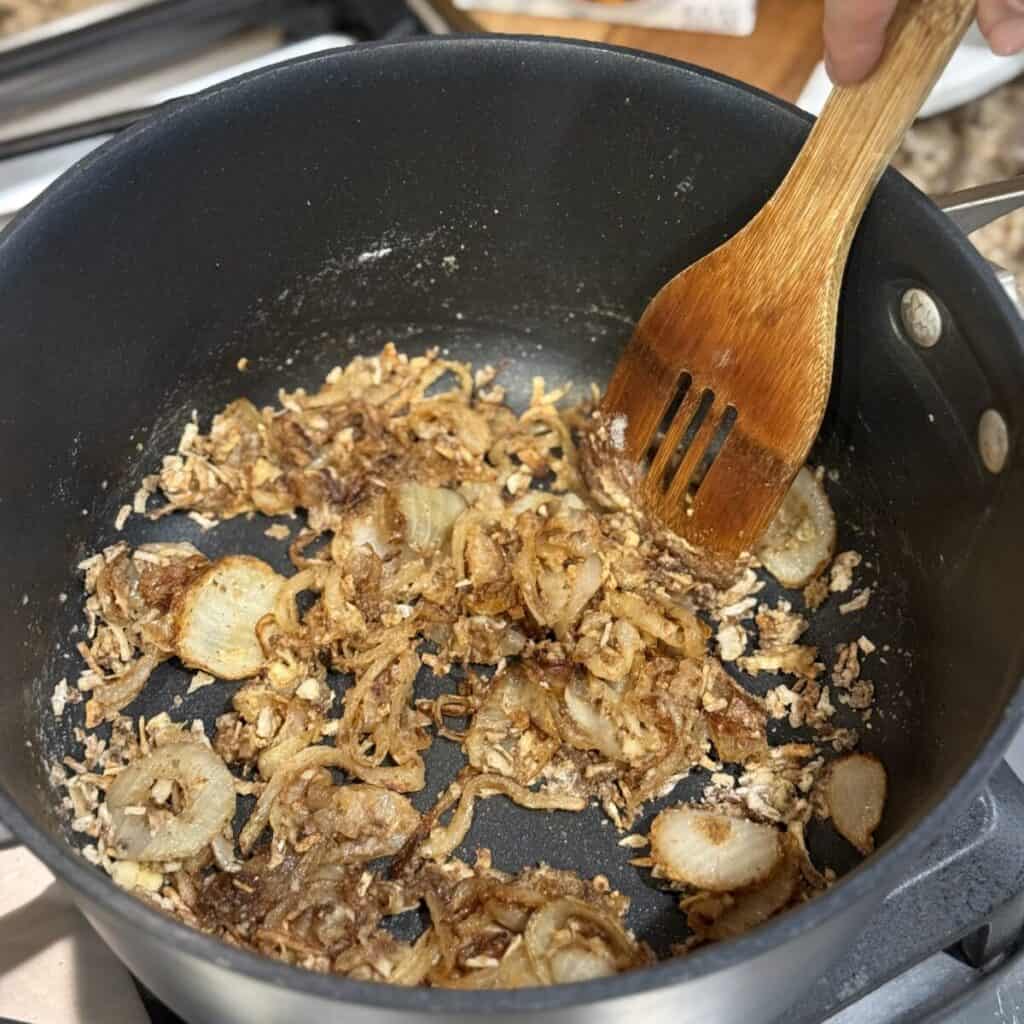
[933,174,1024,235]
[932,175,1024,314]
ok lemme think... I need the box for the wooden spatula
[602,0,975,559]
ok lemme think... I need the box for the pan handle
[932,174,1024,235]
[932,175,1024,313]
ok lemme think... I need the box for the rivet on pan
[978,409,1009,474]
[900,288,943,348]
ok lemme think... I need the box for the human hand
[824,0,1024,84]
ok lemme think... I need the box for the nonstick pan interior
[2,33,1023,974]
[34,303,915,957]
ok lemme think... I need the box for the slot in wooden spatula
[602,0,975,559]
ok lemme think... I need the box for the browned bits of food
[701,659,768,764]
[75,542,209,726]
[54,344,886,986]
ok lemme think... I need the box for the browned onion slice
[695,845,800,941]
[397,483,467,552]
[649,806,781,892]
[524,897,643,984]
[85,654,158,727]
[756,467,836,588]
[421,774,585,861]
[823,753,887,854]
[175,555,284,679]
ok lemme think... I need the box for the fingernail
[989,17,1024,55]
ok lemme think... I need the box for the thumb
[823,0,900,84]
[979,0,1024,55]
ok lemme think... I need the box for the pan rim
[2,32,1024,1014]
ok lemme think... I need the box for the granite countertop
[894,80,1024,284]
[0,0,102,34]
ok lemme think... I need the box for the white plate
[798,26,1024,119]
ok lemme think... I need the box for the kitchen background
[4,0,1023,278]
[1,2,1023,1022]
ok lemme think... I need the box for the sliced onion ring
[524,897,641,984]
[107,742,236,861]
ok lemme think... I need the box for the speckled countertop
[894,80,1024,284]
[0,0,102,34]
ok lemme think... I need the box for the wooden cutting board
[468,0,824,102]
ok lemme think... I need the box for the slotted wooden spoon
[602,0,975,559]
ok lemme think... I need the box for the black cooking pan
[1,36,1023,1024]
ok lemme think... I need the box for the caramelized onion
[702,659,768,764]
[549,947,616,983]
[391,930,440,986]
[62,344,888,987]
[563,676,622,760]
[240,744,349,853]
[559,554,603,633]
[443,942,540,990]
[397,483,467,552]
[606,591,707,659]
[420,774,585,861]
[581,619,642,683]
[524,898,644,984]
[689,843,800,941]
[85,654,158,727]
